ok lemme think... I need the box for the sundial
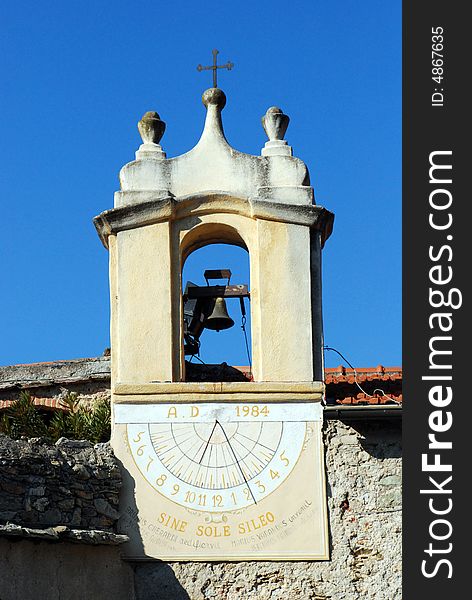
[115,400,328,560]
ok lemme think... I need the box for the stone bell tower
[94,86,334,561]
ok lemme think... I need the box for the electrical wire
[241,314,252,378]
[323,346,401,405]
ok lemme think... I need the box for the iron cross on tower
[197,49,234,88]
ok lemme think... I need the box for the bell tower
[94,85,334,561]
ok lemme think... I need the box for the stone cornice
[93,192,334,249]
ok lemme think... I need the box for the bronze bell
[204,297,234,332]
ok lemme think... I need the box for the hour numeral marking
[156,474,167,486]
[198,494,207,507]
[280,451,289,466]
[171,484,180,495]
[185,491,196,503]
[255,480,266,493]
[146,457,154,472]
[212,494,223,507]
[136,445,145,456]
[133,432,145,443]
[270,469,280,479]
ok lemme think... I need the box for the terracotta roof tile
[0,397,67,411]
[325,366,402,406]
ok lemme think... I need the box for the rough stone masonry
[0,434,122,533]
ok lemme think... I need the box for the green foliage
[87,397,112,443]
[0,391,111,443]
[0,391,49,439]
[0,412,12,437]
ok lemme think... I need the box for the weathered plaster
[0,539,134,600]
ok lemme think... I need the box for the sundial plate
[114,400,329,561]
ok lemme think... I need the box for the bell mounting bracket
[184,269,249,301]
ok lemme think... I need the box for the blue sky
[0,1,401,369]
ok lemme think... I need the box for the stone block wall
[0,435,121,531]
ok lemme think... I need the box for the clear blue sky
[0,1,401,370]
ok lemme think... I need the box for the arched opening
[181,242,252,382]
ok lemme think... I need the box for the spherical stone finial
[202,88,226,110]
[138,111,166,145]
[262,106,290,141]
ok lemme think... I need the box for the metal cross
[197,49,234,88]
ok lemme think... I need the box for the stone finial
[136,111,166,160]
[138,111,166,144]
[198,88,228,146]
[261,107,292,157]
[202,87,226,110]
[262,106,289,141]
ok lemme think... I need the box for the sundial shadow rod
[196,49,234,88]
